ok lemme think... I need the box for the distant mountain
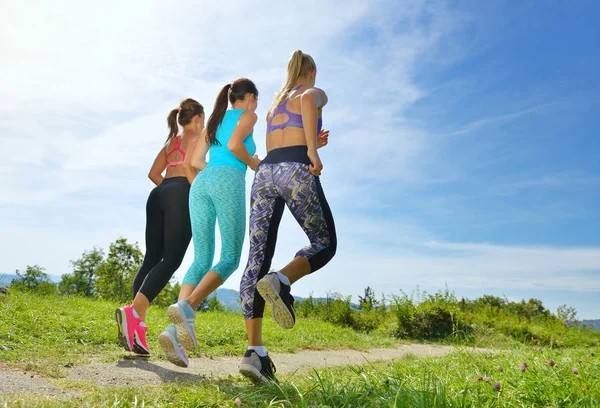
[208,288,355,311]
[0,273,61,287]
[208,288,242,311]
[0,274,18,287]
[582,320,600,331]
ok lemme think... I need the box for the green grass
[2,291,599,407]
[0,291,396,376]
[2,346,598,407]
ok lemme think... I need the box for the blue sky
[1,0,599,318]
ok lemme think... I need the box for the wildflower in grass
[484,376,491,382]
[519,363,527,372]
[496,365,503,371]
[494,381,501,391]
[579,359,583,364]
[475,375,483,381]
[537,347,542,351]
[548,359,555,367]
[572,368,579,375]
[235,397,241,406]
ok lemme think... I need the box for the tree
[557,304,579,328]
[358,286,379,311]
[207,295,225,312]
[59,247,105,297]
[94,238,143,303]
[197,294,225,312]
[153,281,181,308]
[10,265,56,295]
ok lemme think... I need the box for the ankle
[247,345,267,357]
[180,299,197,316]
[275,271,291,286]
[131,306,145,322]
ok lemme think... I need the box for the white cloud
[1,0,598,320]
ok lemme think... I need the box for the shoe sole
[167,304,197,352]
[239,364,271,385]
[133,332,150,355]
[132,344,150,355]
[158,331,189,368]
[115,308,132,351]
[257,279,295,329]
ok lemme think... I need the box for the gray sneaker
[256,272,296,329]
[158,324,189,368]
[167,299,197,352]
[239,350,277,385]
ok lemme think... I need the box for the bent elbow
[227,140,240,152]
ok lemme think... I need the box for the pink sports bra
[165,135,186,167]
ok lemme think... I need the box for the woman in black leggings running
[115,98,204,355]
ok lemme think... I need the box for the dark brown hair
[206,78,258,146]
[166,98,204,145]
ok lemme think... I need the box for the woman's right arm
[190,130,209,173]
[228,112,261,171]
[148,149,167,186]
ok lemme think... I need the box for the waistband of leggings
[261,145,310,166]
[161,176,190,185]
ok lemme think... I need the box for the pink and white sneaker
[133,322,150,355]
[115,305,141,352]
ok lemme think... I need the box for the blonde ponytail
[269,50,316,116]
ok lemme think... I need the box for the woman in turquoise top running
[158,78,260,367]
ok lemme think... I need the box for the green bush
[295,294,386,333]
[9,265,57,296]
[392,290,463,339]
[353,310,386,333]
[322,296,355,328]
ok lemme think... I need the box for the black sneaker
[256,272,296,329]
[239,350,277,385]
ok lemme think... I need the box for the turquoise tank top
[206,109,256,173]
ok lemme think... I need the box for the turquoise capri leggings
[182,165,246,286]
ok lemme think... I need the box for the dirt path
[0,344,490,395]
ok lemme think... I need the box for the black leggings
[133,177,191,302]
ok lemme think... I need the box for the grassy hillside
[1,290,599,407]
[0,291,396,378]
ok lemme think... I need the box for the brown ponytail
[165,98,204,146]
[205,84,231,147]
[205,78,259,146]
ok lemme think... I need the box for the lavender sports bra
[267,85,322,135]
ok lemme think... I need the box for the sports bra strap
[166,135,186,167]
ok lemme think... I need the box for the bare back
[164,133,193,178]
[267,87,323,151]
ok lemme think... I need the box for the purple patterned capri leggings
[240,146,337,319]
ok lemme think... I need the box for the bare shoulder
[302,86,325,94]
[302,87,327,107]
